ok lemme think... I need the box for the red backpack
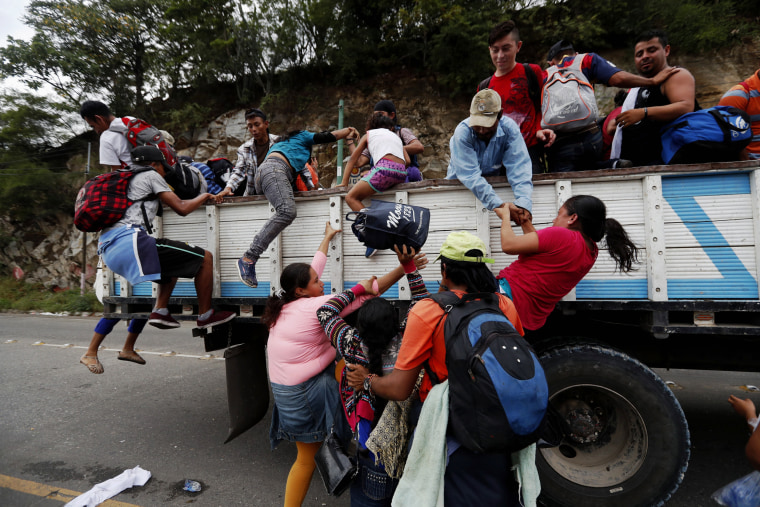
[74,167,157,233]
[116,117,178,168]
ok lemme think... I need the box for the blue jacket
[447,116,533,212]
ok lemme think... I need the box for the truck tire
[536,344,690,507]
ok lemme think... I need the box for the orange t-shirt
[393,290,524,401]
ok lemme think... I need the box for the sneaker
[613,159,633,169]
[148,311,180,329]
[365,247,377,258]
[197,310,236,329]
[237,257,258,288]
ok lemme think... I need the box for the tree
[0,93,80,223]
[0,0,169,113]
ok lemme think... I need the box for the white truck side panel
[110,166,760,302]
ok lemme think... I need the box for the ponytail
[564,195,638,273]
[261,262,312,328]
[603,218,638,273]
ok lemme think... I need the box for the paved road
[0,313,758,506]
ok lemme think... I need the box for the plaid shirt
[225,134,280,196]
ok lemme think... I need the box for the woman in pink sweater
[262,223,409,506]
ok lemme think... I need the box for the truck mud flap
[223,340,269,443]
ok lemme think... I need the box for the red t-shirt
[393,290,523,401]
[486,63,547,148]
[499,227,598,331]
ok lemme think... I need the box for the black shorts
[155,238,206,283]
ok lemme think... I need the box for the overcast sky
[1,1,52,95]
[2,1,33,44]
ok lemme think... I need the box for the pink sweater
[266,251,376,385]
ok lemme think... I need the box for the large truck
[100,160,760,506]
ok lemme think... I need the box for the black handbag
[346,199,430,251]
[315,427,357,496]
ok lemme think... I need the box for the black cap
[547,40,574,62]
[373,100,397,116]
[131,145,174,173]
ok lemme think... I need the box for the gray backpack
[541,54,599,133]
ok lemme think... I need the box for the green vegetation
[0,278,102,313]
[1,0,756,116]
[0,0,756,225]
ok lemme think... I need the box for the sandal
[80,355,104,374]
[118,351,146,365]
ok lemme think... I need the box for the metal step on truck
[99,159,760,506]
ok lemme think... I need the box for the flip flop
[117,351,146,365]
[80,355,104,374]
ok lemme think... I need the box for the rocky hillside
[3,44,758,290]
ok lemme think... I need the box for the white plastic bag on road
[64,465,151,507]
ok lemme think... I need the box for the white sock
[199,310,213,320]
[153,308,169,316]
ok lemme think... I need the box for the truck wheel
[537,344,690,507]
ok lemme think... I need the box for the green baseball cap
[435,231,494,263]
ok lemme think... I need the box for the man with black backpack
[347,231,546,505]
[95,146,235,331]
[478,20,556,174]
[79,100,148,374]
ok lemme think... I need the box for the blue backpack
[428,291,549,453]
[661,106,751,164]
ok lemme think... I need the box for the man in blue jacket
[447,89,533,222]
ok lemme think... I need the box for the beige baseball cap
[468,89,502,128]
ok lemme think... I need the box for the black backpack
[165,163,207,200]
[206,157,244,195]
[478,63,542,115]
[428,291,549,453]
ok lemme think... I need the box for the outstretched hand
[357,276,378,295]
[729,395,757,421]
[324,221,340,241]
[394,245,428,270]
[509,203,532,225]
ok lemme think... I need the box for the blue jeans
[350,451,398,507]
[247,157,297,261]
[547,128,603,173]
[269,364,348,449]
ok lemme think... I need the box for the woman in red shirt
[495,195,637,331]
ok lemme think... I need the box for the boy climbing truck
[99,159,760,507]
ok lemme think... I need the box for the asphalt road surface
[1,313,758,506]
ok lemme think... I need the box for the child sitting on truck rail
[262,223,423,507]
[231,126,359,288]
[338,113,411,257]
[495,195,638,331]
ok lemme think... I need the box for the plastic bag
[94,258,104,304]
[712,471,760,507]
